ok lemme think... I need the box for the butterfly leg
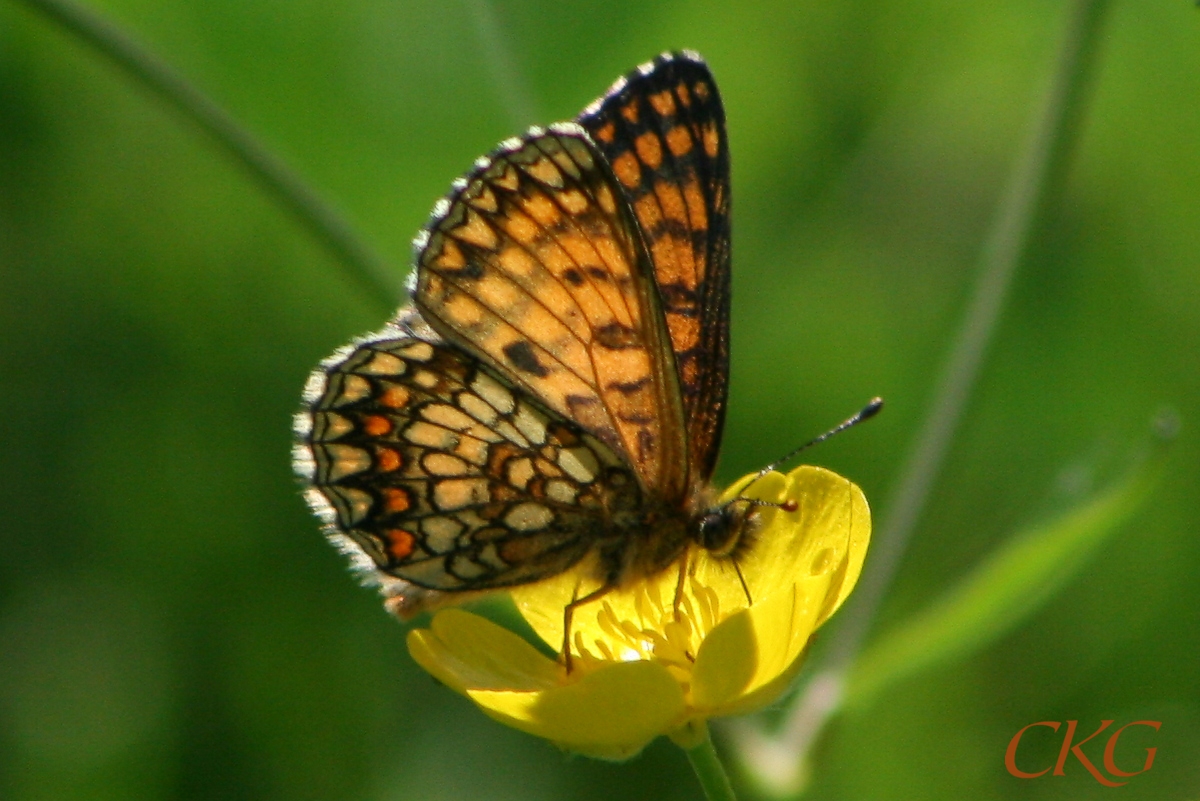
[732,558,753,606]
[560,581,617,672]
[671,550,690,621]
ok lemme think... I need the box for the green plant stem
[13,0,400,309]
[465,0,541,130]
[732,0,1113,793]
[685,727,739,801]
[824,0,1113,686]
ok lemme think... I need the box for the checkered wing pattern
[296,52,737,619]
[411,124,689,500]
[579,51,732,487]
[295,311,642,612]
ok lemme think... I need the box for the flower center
[572,574,728,683]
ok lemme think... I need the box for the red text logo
[1006,720,1161,786]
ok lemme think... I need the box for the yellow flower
[407,465,870,760]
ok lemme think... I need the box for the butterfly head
[694,491,798,559]
[695,502,749,557]
[693,397,882,562]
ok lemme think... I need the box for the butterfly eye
[697,506,743,556]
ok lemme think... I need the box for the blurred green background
[2,0,1197,798]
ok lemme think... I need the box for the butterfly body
[295,51,750,628]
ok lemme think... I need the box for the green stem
[733,0,1114,791]
[826,0,1113,682]
[465,0,541,130]
[684,726,739,801]
[13,0,400,308]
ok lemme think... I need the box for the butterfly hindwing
[295,311,643,607]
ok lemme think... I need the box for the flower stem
[465,0,541,130]
[12,0,400,309]
[732,0,1114,791]
[684,725,739,801]
[826,0,1114,686]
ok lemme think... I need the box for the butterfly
[293,51,765,656]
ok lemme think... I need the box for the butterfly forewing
[296,311,644,608]
[412,125,689,499]
[579,51,732,488]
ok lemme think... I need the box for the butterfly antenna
[732,558,753,606]
[748,397,884,486]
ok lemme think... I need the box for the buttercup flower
[407,465,870,760]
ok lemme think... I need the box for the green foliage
[1,1,1197,799]
[848,445,1166,711]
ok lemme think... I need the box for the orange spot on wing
[377,448,403,472]
[634,192,664,233]
[701,121,720,158]
[593,121,616,144]
[524,156,566,188]
[612,151,642,190]
[665,125,693,157]
[648,90,676,117]
[363,415,392,436]
[667,313,700,351]
[656,181,688,227]
[491,485,522,502]
[383,488,412,513]
[380,385,411,409]
[385,528,417,560]
[635,131,663,169]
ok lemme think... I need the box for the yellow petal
[719,466,870,613]
[688,466,870,716]
[687,609,756,708]
[718,467,787,505]
[408,609,688,759]
[468,660,686,759]
[407,608,562,693]
[690,571,832,713]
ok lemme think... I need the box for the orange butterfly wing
[579,51,732,489]
[296,53,733,617]
[411,125,689,500]
[295,310,643,612]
